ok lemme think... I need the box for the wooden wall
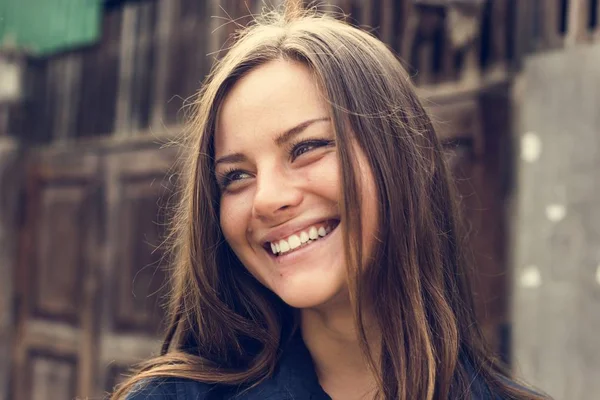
[4,1,600,399]
[4,0,519,142]
[4,0,600,143]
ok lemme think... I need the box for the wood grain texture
[0,138,21,400]
[564,0,589,45]
[429,91,511,355]
[98,144,177,395]
[11,0,527,143]
[150,0,176,130]
[12,149,101,400]
[77,6,122,137]
[542,0,564,49]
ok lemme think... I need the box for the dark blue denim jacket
[126,333,498,400]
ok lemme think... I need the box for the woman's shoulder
[122,333,326,400]
[124,377,226,400]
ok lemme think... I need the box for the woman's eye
[292,143,315,158]
[290,139,334,160]
[219,170,251,189]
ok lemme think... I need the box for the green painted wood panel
[0,0,101,56]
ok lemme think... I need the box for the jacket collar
[239,331,331,400]
[230,333,497,400]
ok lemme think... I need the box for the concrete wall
[511,43,600,399]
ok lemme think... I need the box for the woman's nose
[252,169,303,220]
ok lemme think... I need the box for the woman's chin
[281,294,328,309]
[274,280,348,310]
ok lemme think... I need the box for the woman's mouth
[264,219,340,257]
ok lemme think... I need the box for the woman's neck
[300,299,381,400]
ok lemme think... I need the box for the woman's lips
[265,219,340,256]
[265,221,341,264]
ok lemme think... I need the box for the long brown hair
[113,3,544,400]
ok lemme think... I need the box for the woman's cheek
[305,154,340,193]
[219,191,253,244]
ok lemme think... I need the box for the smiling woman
[214,60,377,312]
[111,2,547,400]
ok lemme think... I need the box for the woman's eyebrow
[274,117,330,146]
[215,117,330,167]
[215,152,247,167]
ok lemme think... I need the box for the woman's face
[214,60,377,309]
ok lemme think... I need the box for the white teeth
[279,240,290,253]
[300,231,309,243]
[288,234,301,249]
[268,223,337,256]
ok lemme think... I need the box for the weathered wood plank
[438,21,456,83]
[416,41,435,85]
[150,0,176,130]
[12,149,101,400]
[115,4,137,136]
[53,52,82,142]
[395,0,415,63]
[490,0,509,64]
[19,0,516,142]
[542,0,563,49]
[129,1,157,133]
[379,0,394,45]
[360,0,374,29]
[0,106,8,137]
[565,0,590,45]
[77,6,121,137]
[165,0,210,124]
[512,0,534,67]
[98,145,176,394]
[0,137,20,400]
[412,5,445,85]
[596,0,600,39]
[114,1,158,135]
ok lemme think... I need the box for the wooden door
[12,141,176,399]
[12,149,102,400]
[97,143,176,397]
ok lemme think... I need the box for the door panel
[97,145,176,396]
[13,151,101,400]
[13,143,177,399]
[34,184,89,321]
[113,175,168,333]
[27,352,77,400]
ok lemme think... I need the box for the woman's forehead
[214,60,330,155]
